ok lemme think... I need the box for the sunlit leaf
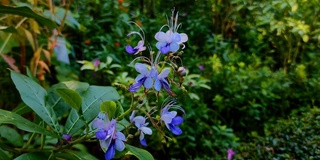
[0,5,56,29]
[100,101,117,120]
[56,88,82,111]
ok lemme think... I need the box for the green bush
[236,107,320,159]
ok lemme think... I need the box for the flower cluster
[93,9,188,160]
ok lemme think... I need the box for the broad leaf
[0,5,56,29]
[56,88,82,111]
[0,148,10,160]
[10,70,60,133]
[0,109,57,137]
[125,144,154,160]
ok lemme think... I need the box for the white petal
[179,33,188,43]
[141,126,152,135]
[155,32,168,41]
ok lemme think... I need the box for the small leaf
[56,88,82,111]
[0,109,57,137]
[125,144,154,160]
[0,125,23,147]
[100,101,117,120]
[0,5,56,29]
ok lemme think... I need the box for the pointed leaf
[56,88,82,111]
[12,102,32,115]
[0,109,57,137]
[100,101,117,120]
[0,125,23,147]
[10,70,60,133]
[0,5,56,29]
[125,144,154,160]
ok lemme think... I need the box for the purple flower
[131,116,152,146]
[126,40,146,55]
[227,148,235,160]
[62,134,72,142]
[93,60,100,68]
[155,11,188,54]
[92,113,126,160]
[129,63,157,92]
[198,65,204,71]
[154,68,171,92]
[160,99,184,135]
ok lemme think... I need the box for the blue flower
[126,40,146,55]
[131,115,153,146]
[155,10,188,54]
[160,99,184,135]
[154,68,171,92]
[129,63,157,92]
[92,113,126,160]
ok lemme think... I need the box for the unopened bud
[177,67,186,76]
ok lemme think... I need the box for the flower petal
[144,77,153,89]
[155,32,168,41]
[158,68,170,79]
[171,33,181,43]
[179,33,188,43]
[169,124,182,135]
[161,113,173,124]
[169,42,179,52]
[96,130,107,140]
[135,63,148,74]
[161,45,170,54]
[116,132,126,141]
[105,142,115,160]
[141,126,152,135]
[92,119,106,129]
[140,138,147,146]
[171,116,183,125]
[115,139,125,151]
[154,79,161,91]
[133,116,146,128]
[126,45,138,54]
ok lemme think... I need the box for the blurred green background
[1,0,320,159]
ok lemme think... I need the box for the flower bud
[177,67,186,76]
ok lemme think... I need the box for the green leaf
[48,81,89,117]
[64,86,120,135]
[0,125,23,147]
[0,109,57,137]
[14,152,49,160]
[100,101,117,120]
[56,88,82,111]
[82,86,120,122]
[0,5,56,29]
[10,70,60,133]
[12,102,32,115]
[62,150,99,160]
[0,148,10,160]
[64,109,85,135]
[125,144,154,160]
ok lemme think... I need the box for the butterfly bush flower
[160,99,184,135]
[131,115,153,146]
[93,113,126,160]
[155,10,188,54]
[129,63,158,92]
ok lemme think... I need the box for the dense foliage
[1,0,320,159]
